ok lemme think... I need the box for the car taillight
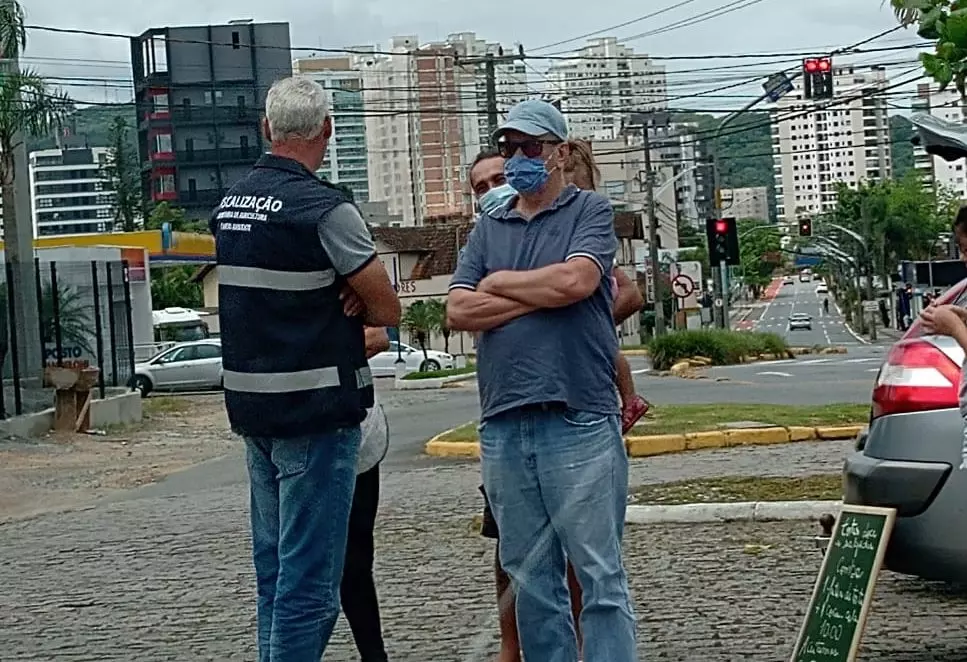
[871,339,961,418]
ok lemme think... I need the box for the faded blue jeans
[245,427,361,662]
[480,405,636,662]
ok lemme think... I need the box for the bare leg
[567,562,583,656]
[617,352,649,434]
[495,545,522,662]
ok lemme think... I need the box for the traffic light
[799,218,813,237]
[705,217,740,267]
[803,57,833,100]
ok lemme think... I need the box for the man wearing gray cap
[447,100,636,661]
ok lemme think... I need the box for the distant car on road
[132,339,223,397]
[368,341,455,377]
[815,283,829,294]
[782,276,794,285]
[788,313,812,330]
[844,276,967,583]
[799,271,811,283]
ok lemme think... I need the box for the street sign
[671,274,695,298]
[714,297,723,308]
[862,300,879,313]
[670,261,703,309]
[763,71,794,102]
[644,260,655,303]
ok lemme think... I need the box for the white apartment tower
[444,32,529,171]
[546,37,668,141]
[772,65,892,223]
[29,146,116,237]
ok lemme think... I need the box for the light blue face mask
[478,183,516,215]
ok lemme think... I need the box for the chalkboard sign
[791,505,896,662]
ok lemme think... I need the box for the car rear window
[905,278,967,339]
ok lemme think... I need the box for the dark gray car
[843,278,967,581]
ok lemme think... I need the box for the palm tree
[401,299,444,368]
[0,1,74,258]
[887,0,920,27]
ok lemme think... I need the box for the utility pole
[642,124,665,337]
[0,24,42,379]
[456,45,525,144]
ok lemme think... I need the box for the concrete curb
[620,349,649,357]
[424,424,865,459]
[395,372,477,390]
[625,500,842,524]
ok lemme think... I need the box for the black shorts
[479,485,499,539]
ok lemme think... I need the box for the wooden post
[46,366,100,433]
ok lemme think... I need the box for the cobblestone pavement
[4,438,967,661]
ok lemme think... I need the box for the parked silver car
[844,278,967,581]
[132,339,223,397]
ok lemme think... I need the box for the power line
[529,0,703,52]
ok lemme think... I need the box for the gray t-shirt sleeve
[317,202,377,276]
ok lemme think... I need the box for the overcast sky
[19,0,922,112]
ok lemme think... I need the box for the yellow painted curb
[787,426,817,442]
[684,431,727,450]
[625,434,686,457]
[725,426,791,446]
[621,349,649,357]
[424,424,865,459]
[424,440,480,458]
[815,425,865,440]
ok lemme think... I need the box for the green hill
[26,104,137,154]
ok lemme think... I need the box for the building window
[232,31,240,49]
[154,133,173,154]
[155,174,175,194]
[152,93,169,114]
[203,90,224,105]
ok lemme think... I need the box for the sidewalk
[1,418,965,660]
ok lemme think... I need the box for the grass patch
[629,474,843,504]
[143,396,191,418]
[432,403,868,443]
[401,364,476,381]
[648,329,789,370]
[632,403,868,436]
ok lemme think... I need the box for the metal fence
[0,258,136,419]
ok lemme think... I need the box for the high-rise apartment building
[130,20,293,219]
[444,32,529,174]
[546,37,667,141]
[910,83,966,195]
[292,56,370,202]
[29,144,116,236]
[771,65,892,223]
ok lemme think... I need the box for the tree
[101,115,142,232]
[145,201,208,233]
[400,299,444,367]
[736,219,781,298]
[890,0,967,94]
[151,266,203,310]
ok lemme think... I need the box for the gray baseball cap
[492,99,568,143]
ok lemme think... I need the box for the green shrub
[647,330,789,371]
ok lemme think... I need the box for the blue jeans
[480,406,636,662]
[245,427,361,662]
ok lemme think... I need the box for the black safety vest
[211,154,373,438]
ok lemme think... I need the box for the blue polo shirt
[450,184,619,421]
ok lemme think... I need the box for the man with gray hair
[211,75,400,661]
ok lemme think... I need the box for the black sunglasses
[496,138,561,159]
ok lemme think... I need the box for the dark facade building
[130,20,292,219]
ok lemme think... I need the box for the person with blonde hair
[565,138,650,434]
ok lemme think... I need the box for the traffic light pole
[456,48,526,142]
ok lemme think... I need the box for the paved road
[5,432,967,661]
[742,277,865,347]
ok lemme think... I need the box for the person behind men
[468,146,645,662]
[340,326,393,662]
[449,100,636,662]
[211,75,400,662]
[563,138,649,433]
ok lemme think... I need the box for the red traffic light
[804,57,831,73]
[804,58,818,73]
[715,220,728,234]
[818,57,831,71]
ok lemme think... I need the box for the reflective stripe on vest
[219,265,336,291]
[224,366,372,394]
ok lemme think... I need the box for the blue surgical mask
[478,183,516,215]
[504,154,551,194]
